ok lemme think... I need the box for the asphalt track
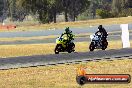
[0,24,132,38]
[0,35,121,45]
[0,24,132,69]
[0,48,132,70]
[0,24,132,45]
[1,33,132,45]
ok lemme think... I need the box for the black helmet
[98,25,102,29]
[65,27,70,33]
[98,25,103,31]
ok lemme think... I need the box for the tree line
[0,0,132,23]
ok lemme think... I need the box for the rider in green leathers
[61,27,75,47]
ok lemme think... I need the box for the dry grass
[0,35,57,42]
[0,59,131,88]
[0,43,55,58]
[1,17,132,31]
[0,40,131,58]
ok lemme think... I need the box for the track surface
[0,24,132,70]
[0,24,132,38]
[0,34,132,45]
[0,24,132,45]
[0,48,132,70]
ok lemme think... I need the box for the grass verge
[1,17,132,32]
[0,35,57,42]
[0,59,131,88]
[0,40,131,58]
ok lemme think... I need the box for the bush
[96,9,113,19]
[77,12,89,21]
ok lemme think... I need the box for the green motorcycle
[54,36,75,54]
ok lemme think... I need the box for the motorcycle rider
[61,27,74,47]
[95,25,108,44]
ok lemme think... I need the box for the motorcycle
[54,36,75,54]
[89,33,108,51]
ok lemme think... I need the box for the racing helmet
[65,27,70,33]
[98,25,103,31]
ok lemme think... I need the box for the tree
[0,0,4,22]
[128,0,132,8]
[61,0,70,22]
[112,0,132,17]
[89,0,103,19]
[19,0,48,23]
[7,0,17,21]
[69,0,90,21]
[112,0,130,13]
[61,0,90,22]
[6,0,29,21]
[47,0,63,23]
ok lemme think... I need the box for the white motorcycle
[89,33,108,51]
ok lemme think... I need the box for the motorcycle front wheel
[54,44,62,54]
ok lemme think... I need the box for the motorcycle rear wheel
[89,42,95,51]
[67,43,75,53]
